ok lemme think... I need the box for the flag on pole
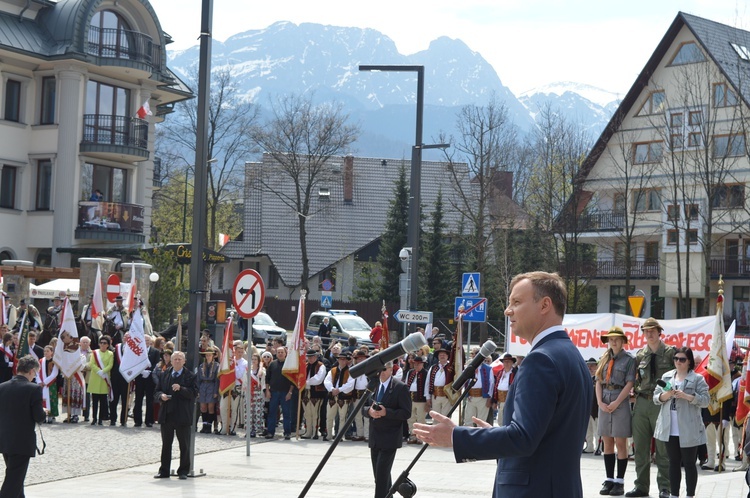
[380,301,390,350]
[696,293,734,415]
[53,297,86,378]
[218,233,230,247]
[126,268,137,313]
[120,306,151,382]
[13,312,29,374]
[283,292,307,389]
[218,317,236,395]
[736,351,750,424]
[92,265,105,320]
[136,100,152,119]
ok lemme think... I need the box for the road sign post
[232,269,266,319]
[106,274,120,304]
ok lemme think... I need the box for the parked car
[306,310,375,349]
[249,312,287,345]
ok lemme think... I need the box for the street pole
[187,0,213,478]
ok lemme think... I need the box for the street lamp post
[181,159,216,285]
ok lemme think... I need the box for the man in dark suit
[414,271,593,498]
[365,360,411,498]
[0,355,47,498]
[153,351,198,480]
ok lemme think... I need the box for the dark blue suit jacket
[453,330,593,498]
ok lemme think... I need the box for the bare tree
[250,93,359,291]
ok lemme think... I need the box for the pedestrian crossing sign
[462,272,480,297]
[321,295,332,309]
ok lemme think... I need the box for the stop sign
[106,274,120,304]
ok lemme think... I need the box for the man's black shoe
[178,474,188,480]
[284,434,291,440]
[624,489,648,497]
[265,434,274,439]
[134,424,142,428]
[658,490,669,498]
[599,480,613,495]
[312,435,319,440]
[153,474,170,479]
[146,423,153,427]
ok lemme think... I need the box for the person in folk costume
[16,300,42,335]
[247,352,266,438]
[45,296,63,336]
[323,350,355,440]
[405,355,429,444]
[350,349,370,441]
[26,331,44,361]
[595,326,636,496]
[37,345,59,423]
[1,292,18,330]
[425,346,454,417]
[197,346,220,434]
[109,332,129,426]
[301,349,327,439]
[105,295,128,344]
[494,353,518,425]
[0,327,13,383]
[227,340,248,436]
[87,335,114,425]
[463,347,495,427]
[59,329,87,424]
[78,336,93,422]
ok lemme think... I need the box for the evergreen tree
[420,191,455,318]
[378,165,409,303]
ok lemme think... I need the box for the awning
[29,279,80,301]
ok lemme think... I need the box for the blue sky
[150,0,749,96]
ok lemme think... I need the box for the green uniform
[631,341,675,494]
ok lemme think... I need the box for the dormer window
[89,11,132,59]
[318,187,330,199]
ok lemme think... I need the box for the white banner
[507,313,719,360]
[120,308,150,382]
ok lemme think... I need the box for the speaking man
[414,271,593,497]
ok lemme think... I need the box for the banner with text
[507,313,718,360]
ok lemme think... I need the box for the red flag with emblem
[695,294,733,415]
[282,293,306,389]
[218,317,236,395]
[380,301,390,350]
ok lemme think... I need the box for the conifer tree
[378,165,409,303]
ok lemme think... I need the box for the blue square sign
[454,297,487,323]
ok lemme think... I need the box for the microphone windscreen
[401,332,428,353]
[656,379,667,388]
[479,340,497,358]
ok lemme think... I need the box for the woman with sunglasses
[653,347,709,498]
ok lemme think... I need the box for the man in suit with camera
[414,271,593,498]
[0,355,47,497]
[365,361,411,498]
[153,351,198,480]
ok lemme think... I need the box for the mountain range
[165,21,622,159]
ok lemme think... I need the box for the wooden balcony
[560,259,660,279]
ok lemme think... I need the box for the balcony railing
[77,201,144,233]
[560,259,660,279]
[87,26,160,69]
[82,114,148,149]
[711,258,750,278]
[574,210,626,232]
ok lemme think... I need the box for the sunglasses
[673,357,688,363]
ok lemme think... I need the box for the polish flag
[136,101,152,119]
[91,265,104,319]
[218,233,230,247]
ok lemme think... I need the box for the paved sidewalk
[24,437,750,498]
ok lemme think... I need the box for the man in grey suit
[0,355,47,498]
[414,271,593,498]
[365,361,411,498]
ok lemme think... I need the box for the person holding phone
[653,347,709,498]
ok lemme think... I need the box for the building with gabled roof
[0,0,191,268]
[558,12,750,328]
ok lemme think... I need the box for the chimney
[492,171,513,199]
[343,155,354,203]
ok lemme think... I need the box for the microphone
[451,340,497,390]
[349,332,427,378]
[656,379,672,390]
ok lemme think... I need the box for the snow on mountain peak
[520,81,622,107]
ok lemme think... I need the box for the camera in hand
[372,402,383,411]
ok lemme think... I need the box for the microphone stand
[299,374,379,497]
[386,377,477,498]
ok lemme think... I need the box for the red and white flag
[136,100,152,119]
[120,306,150,382]
[219,233,230,247]
[283,293,306,389]
[736,352,750,424]
[53,298,86,378]
[92,265,105,319]
[696,295,734,414]
[218,317,236,395]
[126,267,137,313]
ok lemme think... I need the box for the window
[713,134,745,158]
[613,193,626,214]
[734,286,750,328]
[714,83,738,107]
[689,111,702,126]
[731,42,750,61]
[684,204,699,221]
[84,80,131,146]
[667,229,679,245]
[609,285,634,314]
[36,160,52,210]
[651,285,664,319]
[268,265,279,289]
[686,229,698,244]
[0,166,17,209]
[633,188,661,212]
[670,42,706,65]
[711,184,745,209]
[4,79,21,122]
[633,142,663,164]
[40,77,55,124]
[667,204,680,221]
[669,108,703,150]
[638,91,665,116]
[645,241,659,262]
[80,163,128,203]
[88,10,133,60]
[614,242,635,261]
